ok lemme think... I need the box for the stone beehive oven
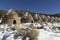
[41,15,48,23]
[33,14,42,24]
[2,9,21,25]
[0,9,59,25]
[46,16,52,22]
[50,16,55,23]
[21,12,34,23]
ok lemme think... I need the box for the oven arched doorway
[13,20,16,24]
[31,21,33,23]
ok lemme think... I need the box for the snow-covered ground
[38,29,60,40]
[0,29,60,40]
[0,23,60,40]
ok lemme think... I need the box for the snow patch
[33,14,38,19]
[6,9,13,15]
[22,12,28,18]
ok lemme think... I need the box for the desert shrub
[13,28,29,40]
[14,27,39,40]
[13,33,19,39]
[52,26,57,32]
[28,27,39,40]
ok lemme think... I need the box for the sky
[0,0,60,14]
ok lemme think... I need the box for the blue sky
[0,0,60,14]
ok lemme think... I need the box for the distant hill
[16,10,60,17]
[48,13,60,17]
[0,10,6,18]
[0,10,60,18]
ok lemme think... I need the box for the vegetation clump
[13,27,39,40]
